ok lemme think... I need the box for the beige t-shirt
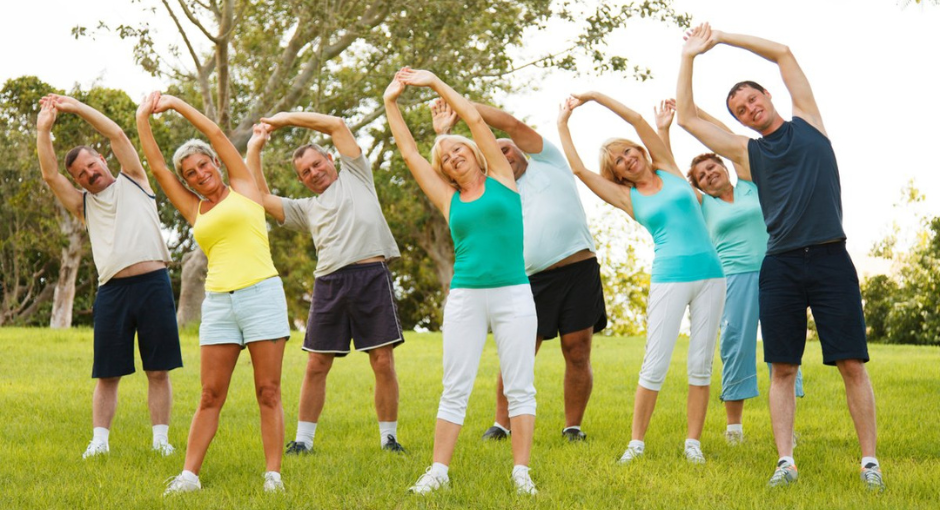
[280,154,400,278]
[84,174,171,285]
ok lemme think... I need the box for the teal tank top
[448,177,529,289]
[631,171,724,283]
[700,180,768,275]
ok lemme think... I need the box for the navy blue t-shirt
[747,117,846,255]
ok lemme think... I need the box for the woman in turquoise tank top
[557,92,726,465]
[384,68,538,496]
[137,92,290,494]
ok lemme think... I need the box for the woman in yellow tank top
[136,92,290,495]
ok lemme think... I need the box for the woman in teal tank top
[384,68,538,496]
[557,91,726,465]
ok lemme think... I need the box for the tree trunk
[50,213,86,329]
[416,213,454,296]
[177,246,208,328]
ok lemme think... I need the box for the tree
[591,209,651,337]
[78,0,690,328]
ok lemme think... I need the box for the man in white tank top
[36,95,182,460]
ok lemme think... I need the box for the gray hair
[292,143,331,163]
[172,139,218,178]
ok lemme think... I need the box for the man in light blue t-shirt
[432,100,606,443]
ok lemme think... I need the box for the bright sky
[3,0,938,275]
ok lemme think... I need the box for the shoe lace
[862,465,883,486]
[513,471,536,493]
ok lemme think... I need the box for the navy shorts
[303,262,404,356]
[529,257,607,340]
[92,269,183,378]
[759,241,868,366]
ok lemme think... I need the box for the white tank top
[84,174,171,285]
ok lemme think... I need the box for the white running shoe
[512,469,538,495]
[82,441,109,459]
[163,473,201,495]
[685,443,706,464]
[153,441,176,456]
[617,446,644,464]
[263,472,285,493]
[408,468,449,495]
[724,430,744,445]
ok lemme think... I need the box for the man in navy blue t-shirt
[674,23,884,492]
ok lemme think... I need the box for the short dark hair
[726,81,767,117]
[686,153,725,188]
[64,146,99,170]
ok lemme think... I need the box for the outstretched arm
[471,102,542,154]
[36,100,84,219]
[578,91,682,179]
[676,23,751,172]
[383,75,455,218]
[696,105,752,181]
[260,111,361,159]
[136,92,200,225]
[557,96,635,219]
[245,123,286,222]
[155,93,261,204]
[398,68,516,189]
[716,30,824,134]
[654,99,676,158]
[46,94,150,190]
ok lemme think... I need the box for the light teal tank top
[701,180,769,275]
[449,177,529,289]
[631,171,723,283]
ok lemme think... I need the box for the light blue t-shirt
[701,180,769,275]
[517,138,595,275]
[631,171,723,283]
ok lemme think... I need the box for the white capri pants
[638,278,726,391]
[437,284,538,425]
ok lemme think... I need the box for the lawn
[0,328,937,509]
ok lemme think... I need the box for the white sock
[685,438,701,449]
[153,424,169,445]
[92,427,109,445]
[295,421,317,447]
[861,456,879,468]
[264,471,281,481]
[492,422,510,433]
[430,462,449,478]
[181,470,199,483]
[512,465,530,477]
[779,456,796,467]
[562,425,581,432]
[726,424,743,433]
[379,421,398,446]
[628,439,645,452]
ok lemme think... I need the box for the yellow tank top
[193,189,278,292]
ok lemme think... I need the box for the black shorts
[92,269,183,378]
[303,262,404,356]
[529,257,607,340]
[759,241,868,366]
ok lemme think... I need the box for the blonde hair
[598,138,650,185]
[429,134,487,189]
[172,139,218,179]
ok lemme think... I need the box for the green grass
[0,328,937,509]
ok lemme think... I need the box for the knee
[836,359,868,381]
[771,363,799,381]
[97,376,122,389]
[369,348,396,376]
[198,386,226,410]
[305,355,333,379]
[145,371,169,385]
[256,382,281,409]
[563,344,591,370]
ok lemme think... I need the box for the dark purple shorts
[303,262,404,356]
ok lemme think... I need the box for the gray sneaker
[860,463,885,492]
[481,425,509,441]
[768,460,798,487]
[164,473,201,495]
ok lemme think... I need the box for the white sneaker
[512,469,538,495]
[153,441,176,456]
[82,441,109,459]
[164,473,201,495]
[408,468,449,495]
[263,472,285,493]
[617,446,644,464]
[685,443,706,464]
[724,430,744,445]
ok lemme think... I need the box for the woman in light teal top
[557,92,725,465]
[384,68,539,495]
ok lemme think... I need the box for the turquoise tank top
[631,171,723,283]
[448,177,529,289]
[701,180,768,275]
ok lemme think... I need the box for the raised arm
[579,91,681,179]
[260,111,361,159]
[654,99,676,158]
[136,92,200,225]
[557,96,636,219]
[696,105,752,181]
[676,24,751,170]
[47,94,150,190]
[383,76,455,218]
[471,102,542,154]
[155,93,261,204]
[715,30,824,134]
[245,123,285,222]
[36,100,84,219]
[430,98,459,135]
[398,68,516,189]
